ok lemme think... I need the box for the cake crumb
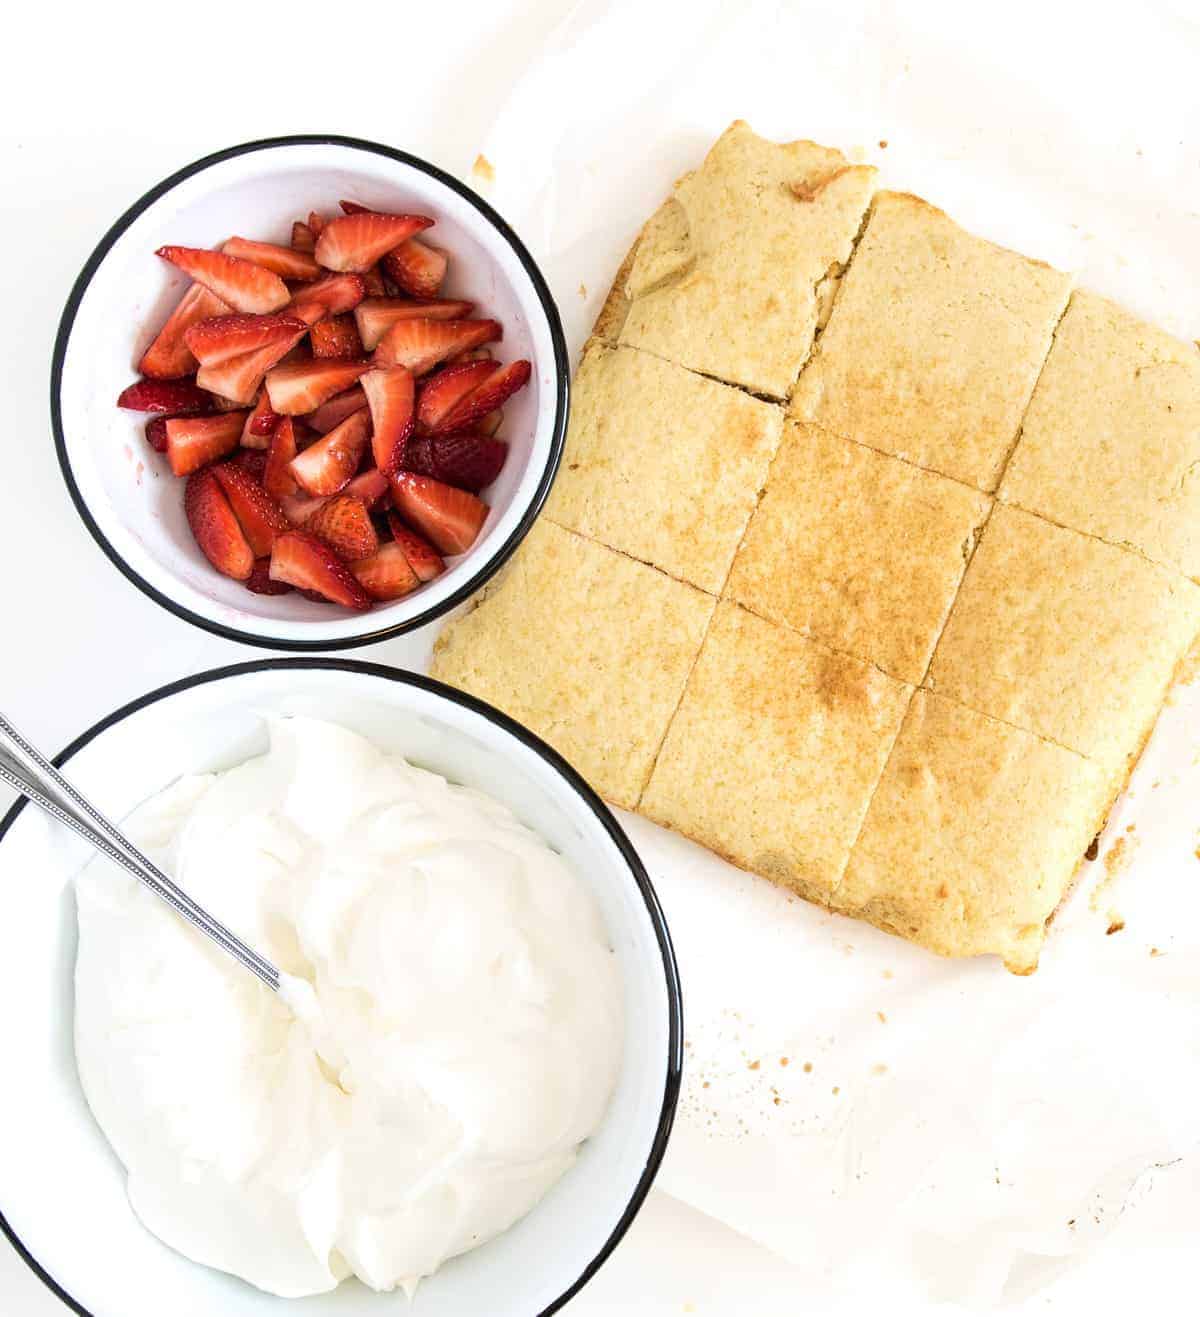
[882,969,894,979]
[878,139,889,149]
[872,1063,889,1076]
[1150,947,1163,957]
[832,1086,840,1095]
[578,283,587,299]
[803,1062,813,1074]
[779,1056,790,1067]
[748,1059,760,1071]
[876,1011,887,1023]
[472,153,495,183]
[1106,917,1125,935]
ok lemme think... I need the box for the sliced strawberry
[209,392,250,411]
[184,313,308,367]
[478,408,503,436]
[308,387,368,434]
[156,246,290,314]
[414,360,498,431]
[240,389,280,449]
[344,466,390,510]
[310,314,364,360]
[117,376,213,415]
[389,473,488,555]
[361,366,414,473]
[403,433,507,492]
[362,266,386,297]
[387,515,446,582]
[286,273,367,327]
[139,284,231,379]
[315,211,433,273]
[448,347,493,365]
[222,236,320,281]
[232,448,268,480]
[281,491,324,524]
[351,542,420,600]
[374,318,500,375]
[269,531,371,610]
[165,412,246,477]
[212,462,291,557]
[354,297,475,350]
[289,409,371,496]
[246,557,293,595]
[382,239,448,298]
[338,200,369,214]
[265,359,371,415]
[307,494,378,561]
[291,221,315,253]
[264,417,299,499]
[184,468,253,579]
[196,325,309,405]
[144,416,169,452]
[308,211,326,237]
[431,359,532,433]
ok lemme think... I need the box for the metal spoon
[0,712,281,992]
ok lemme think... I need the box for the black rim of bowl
[0,657,683,1317]
[50,135,571,651]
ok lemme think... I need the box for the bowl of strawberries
[52,135,569,649]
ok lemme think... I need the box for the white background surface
[1,0,1198,1313]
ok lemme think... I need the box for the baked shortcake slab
[546,343,784,593]
[840,690,1112,974]
[725,421,990,683]
[791,191,1072,491]
[999,289,1200,580]
[617,121,877,398]
[429,520,715,809]
[639,601,911,901]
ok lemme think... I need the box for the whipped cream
[73,716,623,1297]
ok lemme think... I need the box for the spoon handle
[0,712,280,991]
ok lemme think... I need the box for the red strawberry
[197,328,309,405]
[344,467,390,510]
[269,531,371,610]
[307,494,378,561]
[144,416,169,452]
[338,200,369,214]
[431,359,531,433]
[165,412,246,477]
[447,347,493,365]
[240,390,280,449]
[382,239,447,298]
[315,212,434,273]
[478,409,503,436]
[289,409,371,496]
[310,315,364,360]
[117,377,213,415]
[184,313,308,366]
[308,387,368,434]
[291,221,315,253]
[351,542,420,600]
[222,236,320,281]
[414,360,498,431]
[362,266,387,297]
[139,284,231,379]
[265,359,371,415]
[212,462,291,557]
[184,469,253,579]
[387,515,446,582]
[156,246,290,314]
[354,297,475,350]
[232,448,269,480]
[286,273,367,327]
[246,557,293,595]
[389,473,488,555]
[361,366,414,473]
[264,417,299,499]
[308,211,326,237]
[403,433,507,492]
[374,318,500,374]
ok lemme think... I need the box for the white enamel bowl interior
[0,662,679,1317]
[55,140,565,648]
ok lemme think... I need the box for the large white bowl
[52,137,570,649]
[0,661,681,1316]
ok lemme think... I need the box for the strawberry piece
[431,359,531,433]
[246,557,293,595]
[184,313,308,367]
[289,409,371,496]
[307,494,378,562]
[144,416,169,452]
[165,412,246,477]
[314,212,434,273]
[310,314,364,360]
[117,376,213,414]
[374,318,501,375]
[389,473,488,555]
[196,326,309,405]
[264,417,299,499]
[351,542,420,600]
[265,359,371,415]
[184,469,253,579]
[222,236,320,281]
[308,211,326,237]
[477,409,503,437]
[232,448,268,480]
[338,200,369,214]
[139,284,231,379]
[281,491,324,524]
[382,239,447,298]
[344,467,390,510]
[361,366,414,473]
[291,221,315,253]
[156,246,290,314]
[269,531,372,610]
[387,515,446,582]
[414,360,498,432]
[403,433,507,492]
[240,389,280,449]
[212,462,291,557]
[448,347,493,365]
[362,266,387,297]
[286,273,367,327]
[308,387,368,433]
[354,297,475,350]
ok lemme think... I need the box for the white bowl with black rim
[0,659,682,1317]
[51,136,569,650]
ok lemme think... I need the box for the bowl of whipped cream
[0,659,681,1316]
